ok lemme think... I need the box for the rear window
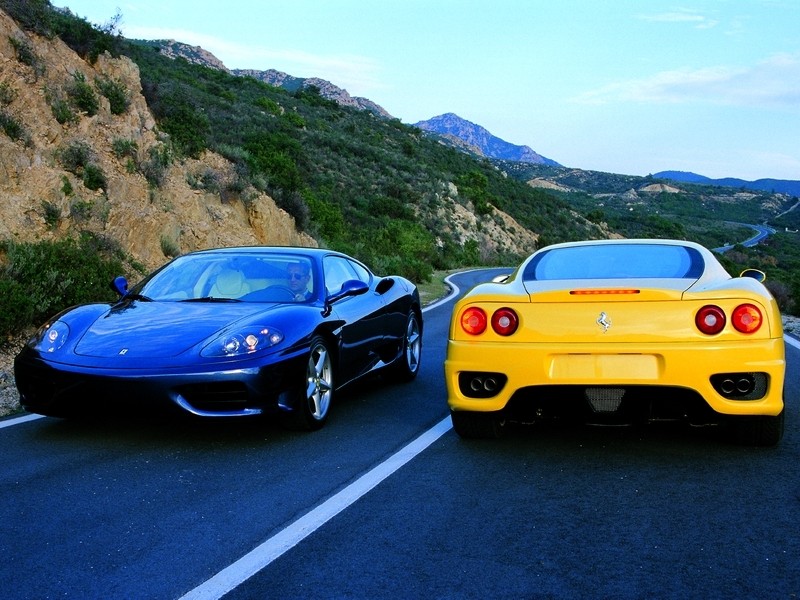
[523,244,704,281]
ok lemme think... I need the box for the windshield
[135,252,317,302]
[523,244,705,281]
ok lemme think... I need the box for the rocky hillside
[232,68,393,118]
[141,39,393,119]
[0,9,314,272]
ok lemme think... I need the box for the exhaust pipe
[711,373,762,399]
[459,372,508,398]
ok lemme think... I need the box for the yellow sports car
[445,239,785,445]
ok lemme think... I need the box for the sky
[53,0,800,182]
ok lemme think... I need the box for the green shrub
[111,137,138,159]
[186,168,220,192]
[157,92,209,158]
[0,235,133,337]
[8,36,39,70]
[160,235,180,258]
[57,140,92,173]
[140,143,173,187]
[67,71,99,116]
[1,0,54,36]
[69,198,93,221]
[41,200,61,229]
[0,110,26,142]
[50,96,78,124]
[0,82,16,105]
[255,97,281,115]
[61,175,74,196]
[95,75,130,115]
[82,163,107,191]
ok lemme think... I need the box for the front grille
[177,381,250,411]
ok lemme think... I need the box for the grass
[417,270,458,306]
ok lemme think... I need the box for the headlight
[29,320,70,353]
[201,327,284,358]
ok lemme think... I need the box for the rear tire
[450,410,507,439]
[726,410,784,446]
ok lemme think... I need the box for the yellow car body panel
[445,239,786,424]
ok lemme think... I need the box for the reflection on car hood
[73,301,277,358]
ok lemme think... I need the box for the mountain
[232,68,392,118]
[654,171,800,197]
[139,40,394,119]
[140,38,228,71]
[414,113,561,166]
[142,43,557,165]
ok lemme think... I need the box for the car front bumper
[14,349,307,418]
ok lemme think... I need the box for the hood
[73,301,278,358]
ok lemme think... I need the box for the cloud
[122,25,385,95]
[573,52,800,108]
[636,8,719,29]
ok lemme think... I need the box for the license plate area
[549,354,660,380]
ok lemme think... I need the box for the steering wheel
[263,285,297,301]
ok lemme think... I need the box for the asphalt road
[1,269,798,599]
[714,223,777,252]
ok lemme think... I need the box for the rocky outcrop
[149,39,230,71]
[233,68,393,118]
[0,9,314,272]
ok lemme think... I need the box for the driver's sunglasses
[288,272,306,280]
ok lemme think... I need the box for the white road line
[179,417,453,600]
[785,334,800,350]
[0,413,44,429]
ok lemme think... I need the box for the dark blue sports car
[14,247,423,430]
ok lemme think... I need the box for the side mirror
[111,276,129,297]
[327,279,369,304]
[740,268,766,283]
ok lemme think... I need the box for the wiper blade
[181,297,243,303]
[124,293,153,302]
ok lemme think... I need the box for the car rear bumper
[445,338,785,417]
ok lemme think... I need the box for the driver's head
[287,262,310,293]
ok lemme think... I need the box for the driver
[286,262,312,301]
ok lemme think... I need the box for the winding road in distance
[714,222,777,252]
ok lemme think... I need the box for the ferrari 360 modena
[445,239,785,445]
[15,246,422,431]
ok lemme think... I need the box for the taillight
[491,308,519,336]
[461,307,487,335]
[696,305,726,335]
[732,304,762,333]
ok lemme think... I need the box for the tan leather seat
[209,269,251,298]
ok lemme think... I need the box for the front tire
[281,336,334,431]
[387,310,422,382]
